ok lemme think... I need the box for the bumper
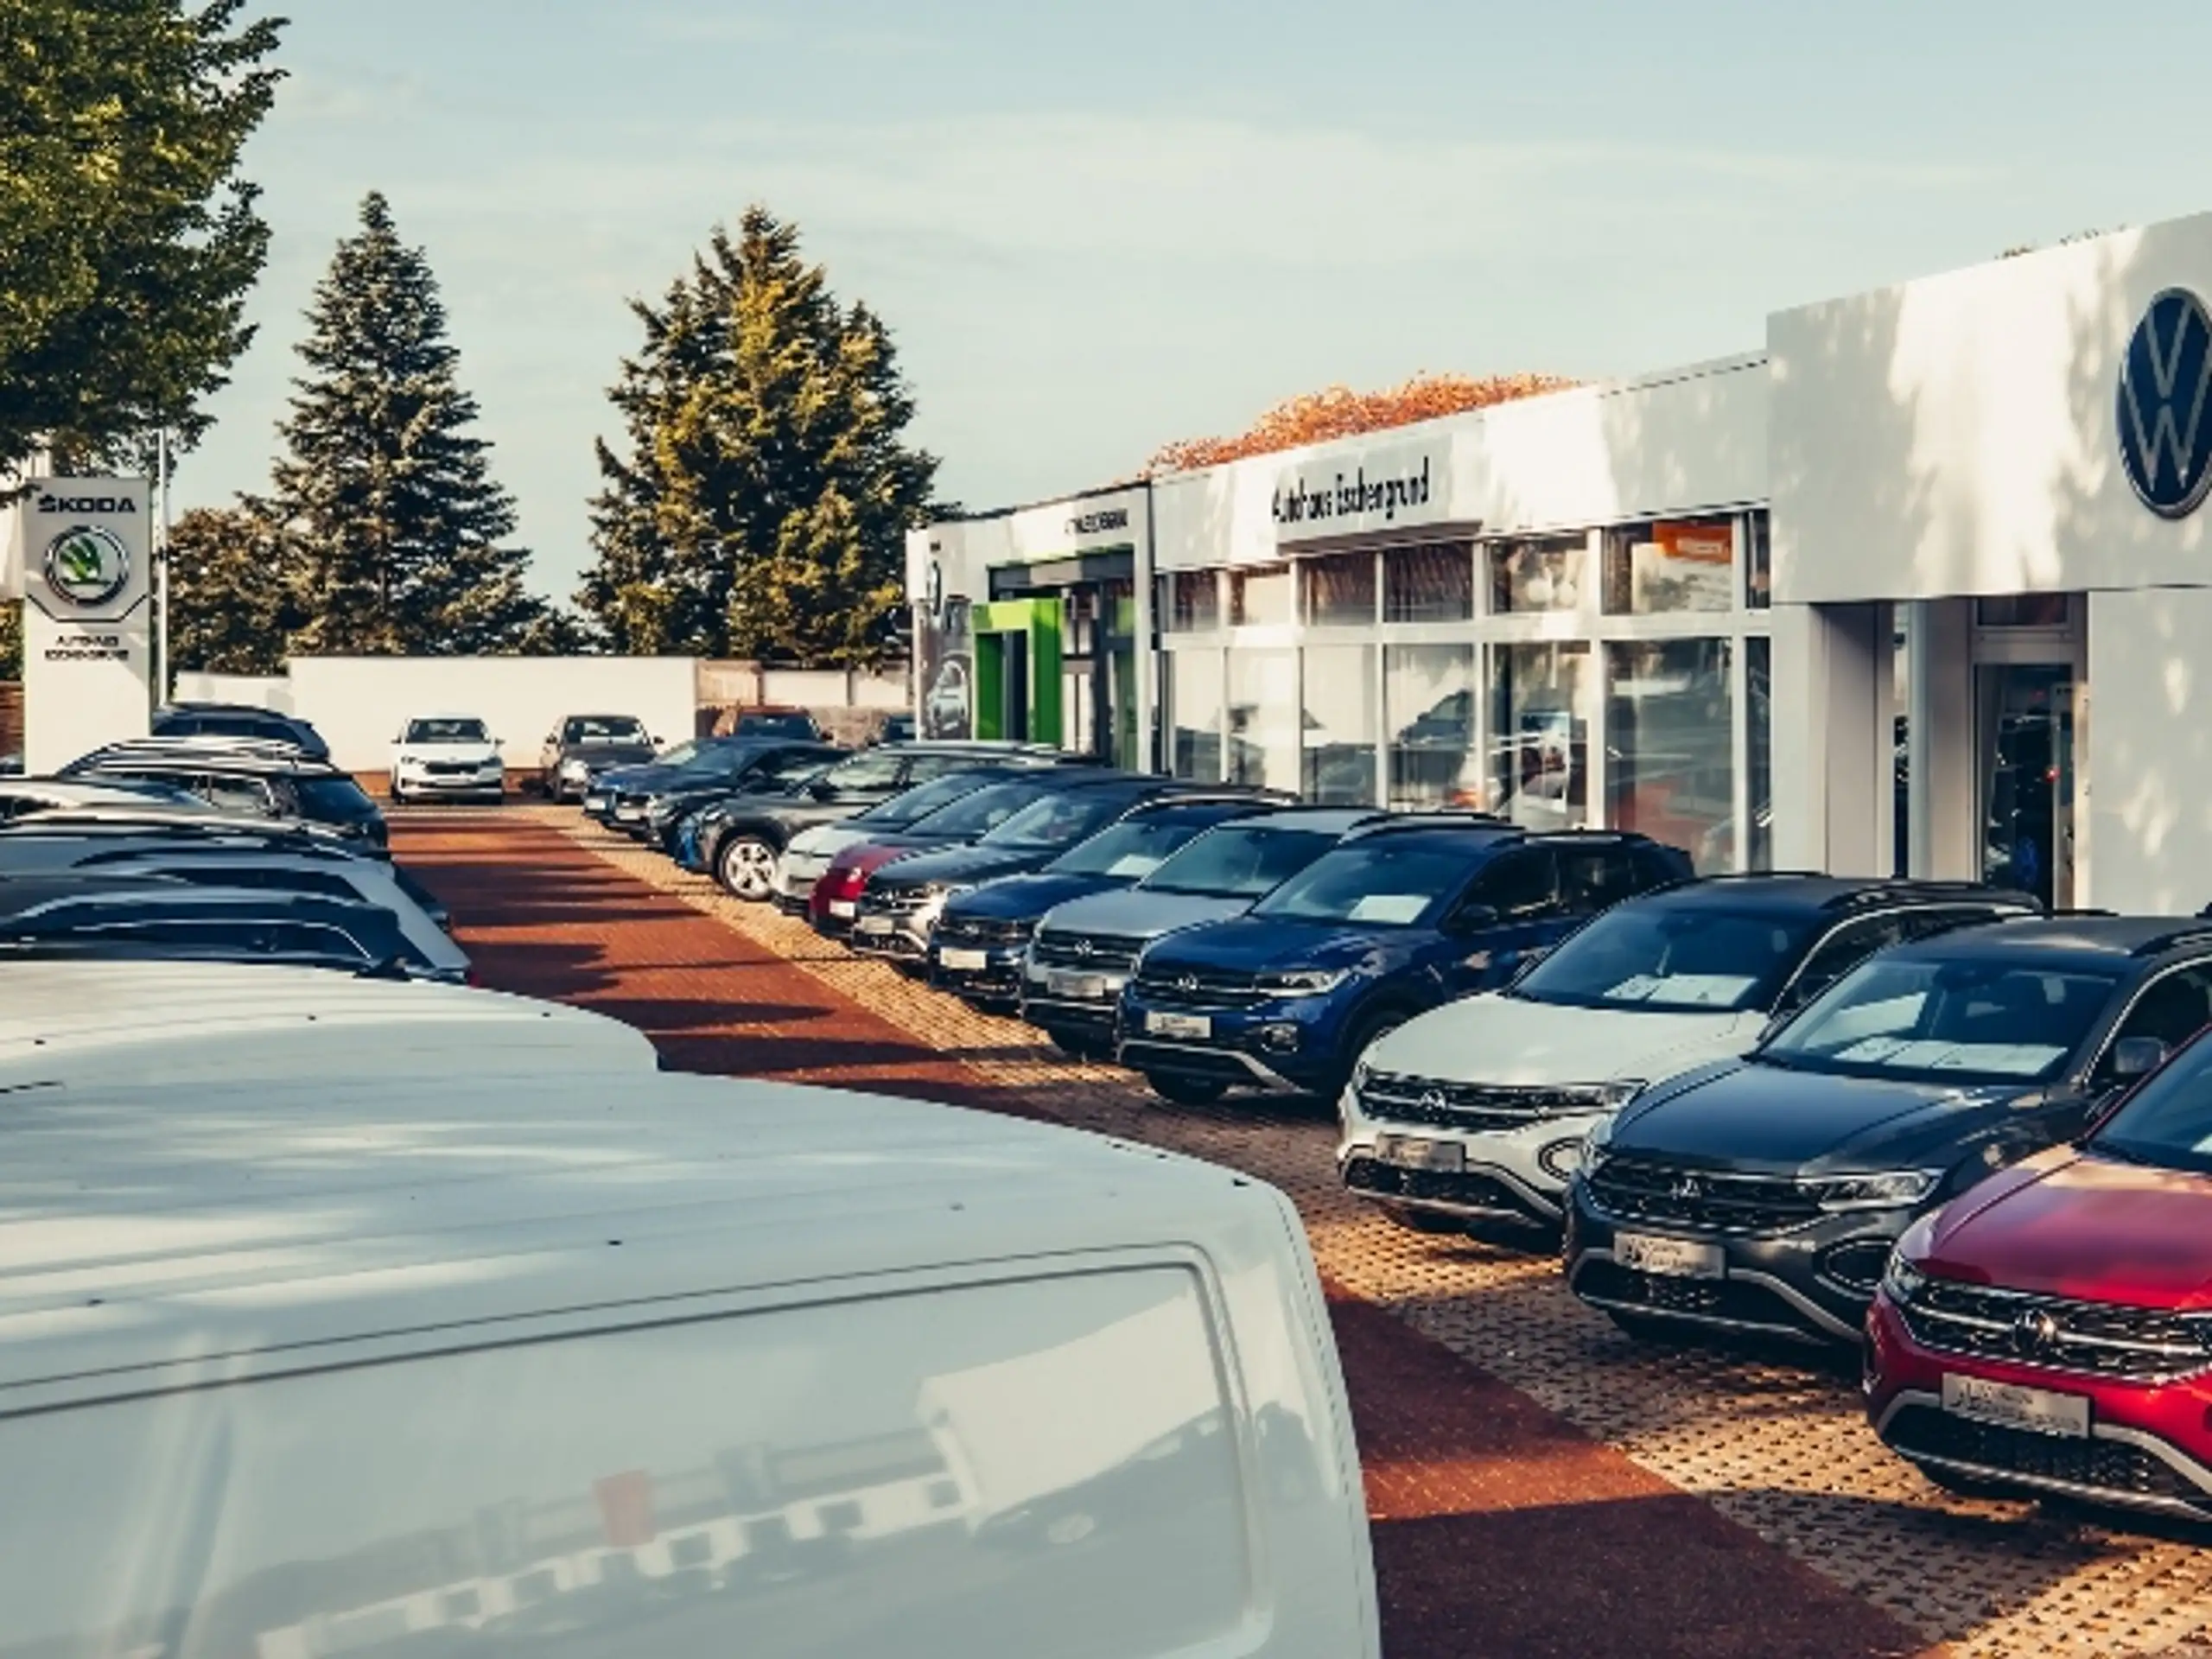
[397,770,504,798]
[928,940,1028,1002]
[1019,959,1131,1046]
[1867,1295,2212,1519]
[1114,989,1343,1094]
[775,851,833,913]
[1563,1179,1912,1344]
[1337,1095,1601,1229]
[850,913,931,962]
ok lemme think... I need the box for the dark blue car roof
[1881,914,2212,969]
[1624,874,2030,920]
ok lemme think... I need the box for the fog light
[1254,1023,1300,1052]
[1537,1138,1583,1181]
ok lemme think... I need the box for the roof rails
[2131,925,2212,957]
[1346,810,1513,839]
[1820,880,2043,912]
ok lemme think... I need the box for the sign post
[14,477,153,772]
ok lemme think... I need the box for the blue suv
[1117,821,1694,1104]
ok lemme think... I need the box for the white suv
[1338,876,2034,1237]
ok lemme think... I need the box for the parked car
[690,741,1072,901]
[1119,823,1693,1106]
[928,794,1287,1007]
[3,1036,1381,1659]
[538,712,661,802]
[1566,915,2212,1348]
[0,776,226,823]
[1342,876,2037,1239]
[585,735,830,836]
[150,702,330,760]
[1023,807,1388,1059]
[637,741,842,850]
[59,738,390,852]
[877,711,917,744]
[390,713,505,804]
[1868,1018,2212,1521]
[730,703,825,740]
[849,773,1211,964]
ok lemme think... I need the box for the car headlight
[1802,1169,1942,1211]
[1879,1247,1927,1307]
[1350,1057,1375,1094]
[1255,968,1349,998]
[560,757,589,779]
[1586,1079,1646,1110]
[1579,1113,1616,1173]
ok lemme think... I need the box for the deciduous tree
[1147,372,1578,474]
[166,499,303,674]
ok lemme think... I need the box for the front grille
[1359,1071,1609,1132]
[1899,1281,2212,1383]
[1033,931,1146,974]
[1574,1258,1826,1337]
[859,887,933,916]
[1343,1157,1547,1223]
[1586,1154,1822,1235]
[935,916,1032,947]
[1132,965,1267,1007]
[1885,1405,2208,1509]
[425,762,478,777]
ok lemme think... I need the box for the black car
[1566,915,2212,1347]
[637,741,842,852]
[849,775,1248,967]
[59,739,389,852]
[539,712,662,802]
[876,713,917,745]
[151,703,331,760]
[587,737,836,837]
[927,794,1287,1007]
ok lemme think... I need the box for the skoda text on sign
[15,478,153,772]
[2117,288,2212,519]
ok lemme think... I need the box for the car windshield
[982,789,1139,851]
[1759,955,2120,1081]
[1141,824,1339,898]
[654,740,702,768]
[906,779,1055,839]
[1046,813,1218,878]
[567,716,646,744]
[1251,836,1482,927]
[2095,1037,2212,1175]
[1513,906,1823,1014]
[404,718,486,744]
[854,772,996,827]
[739,711,817,737]
[809,749,906,796]
[292,777,380,823]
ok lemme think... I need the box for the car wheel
[389,779,407,804]
[1146,1071,1228,1107]
[717,834,779,900]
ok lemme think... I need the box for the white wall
[283,657,697,772]
[1770,213,2212,605]
[1150,355,1769,569]
[171,672,295,713]
[2084,588,2212,914]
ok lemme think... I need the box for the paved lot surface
[395,806,2212,1659]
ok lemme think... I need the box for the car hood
[1921,1147,2212,1309]
[1039,887,1257,941]
[594,762,691,792]
[871,845,1049,890]
[944,872,1119,924]
[1138,914,1424,976]
[1610,1058,2027,1173]
[1372,995,1762,1088]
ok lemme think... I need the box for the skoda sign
[2117,287,2212,518]
[41,525,131,608]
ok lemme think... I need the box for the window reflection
[1606,638,1735,872]
[1488,643,1589,829]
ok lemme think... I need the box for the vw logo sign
[2010,1306,2062,1359]
[41,525,130,607]
[1670,1175,1704,1203]
[2117,288,2212,518]
[1074,938,1094,959]
[1417,1089,1447,1115]
[1175,974,1199,995]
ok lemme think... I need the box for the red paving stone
[394,810,1941,1659]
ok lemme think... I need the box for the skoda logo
[2118,288,2212,518]
[42,525,130,607]
[2011,1307,2062,1359]
[1176,974,1198,994]
[1418,1089,1447,1114]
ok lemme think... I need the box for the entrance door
[1978,664,2076,907]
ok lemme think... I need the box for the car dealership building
[907,209,2212,916]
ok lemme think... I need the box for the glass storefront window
[1230,565,1293,627]
[1488,535,1588,613]
[1164,649,1224,782]
[1602,518,1736,615]
[1488,643,1590,829]
[1384,542,1474,622]
[1605,639,1734,872]
[1385,644,1477,809]
[1300,552,1376,626]
[1747,635,1771,872]
[1226,648,1300,792]
[1975,593,2070,629]
[1301,644,1376,804]
[1164,571,1220,632]
[1746,511,1771,610]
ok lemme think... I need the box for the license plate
[939,948,988,971]
[1145,1011,1211,1039]
[1376,1135,1465,1173]
[1942,1373,2091,1439]
[614,804,643,819]
[855,915,893,936]
[584,797,607,812]
[1614,1231,1726,1280]
[1046,969,1106,1000]
[828,899,855,918]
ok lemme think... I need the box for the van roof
[0,1063,1288,1398]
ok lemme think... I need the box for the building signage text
[1065,506,1130,537]
[1271,456,1434,531]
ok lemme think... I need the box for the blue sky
[186,0,2212,600]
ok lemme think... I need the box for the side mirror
[2112,1036,2168,1082]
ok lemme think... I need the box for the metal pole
[154,429,170,708]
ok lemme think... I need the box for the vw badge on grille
[1670,1175,1704,1202]
[1075,938,1094,959]
[1176,973,1198,994]
[1417,1089,1447,1114]
[2011,1307,2061,1359]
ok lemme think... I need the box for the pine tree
[577,208,939,665]
[167,500,307,675]
[271,192,551,654]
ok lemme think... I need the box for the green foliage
[270,192,563,654]
[0,0,284,469]
[577,207,938,666]
[165,499,303,674]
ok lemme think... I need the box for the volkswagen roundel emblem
[2011,1306,2062,1359]
[1418,1088,1447,1114]
[1074,938,1094,959]
[2118,288,2212,519]
[1670,1175,1704,1202]
[1176,973,1198,994]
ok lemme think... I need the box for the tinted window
[1515,904,1821,1014]
[1463,849,1558,921]
[656,740,703,768]
[1141,825,1339,898]
[1047,812,1224,878]
[293,777,380,823]
[982,789,1141,850]
[1555,845,1644,916]
[852,772,1000,828]
[814,750,906,795]
[2101,966,2212,1067]
[200,776,275,816]
[737,711,819,738]
[1254,836,1491,927]
[906,779,1056,839]
[2094,1018,2212,1174]
[1763,956,2120,1081]
[404,718,488,743]
[565,716,647,744]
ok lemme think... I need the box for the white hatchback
[391,712,505,803]
[1338,877,2034,1236]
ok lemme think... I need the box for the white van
[0,1059,1377,1659]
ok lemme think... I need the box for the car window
[736,712,818,738]
[751,750,833,786]
[1763,956,2121,1081]
[200,776,275,816]
[852,772,997,827]
[1554,845,1641,916]
[566,716,646,744]
[813,750,906,795]
[1462,848,1560,922]
[1254,836,1492,927]
[2096,965,2212,1082]
[2093,1027,2212,1173]
[905,779,1053,838]
[403,718,488,744]
[1141,824,1339,898]
[1046,812,1221,878]
[1514,905,1822,1014]
[982,789,1138,850]
[293,776,381,823]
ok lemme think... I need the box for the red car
[1868,1028,2212,1522]
[808,840,915,935]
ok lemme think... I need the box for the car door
[1432,847,1564,997]
[2074,961,2212,1138]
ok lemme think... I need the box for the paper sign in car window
[1108,855,1165,878]
[1349,893,1427,925]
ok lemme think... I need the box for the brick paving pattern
[396,807,2212,1658]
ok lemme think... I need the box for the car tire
[1146,1071,1228,1107]
[716,833,779,900]
[389,779,407,805]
